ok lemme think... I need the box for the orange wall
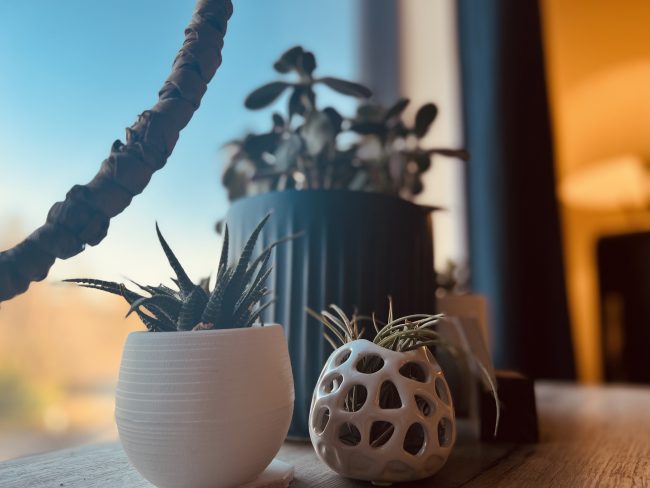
[541,0,650,382]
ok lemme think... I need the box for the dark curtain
[457,0,575,378]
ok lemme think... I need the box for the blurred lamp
[559,154,650,210]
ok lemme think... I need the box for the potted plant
[307,302,456,484]
[221,46,468,438]
[65,215,294,488]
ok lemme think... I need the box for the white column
[399,0,467,273]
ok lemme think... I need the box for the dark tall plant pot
[225,189,436,438]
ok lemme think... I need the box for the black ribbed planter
[225,189,436,438]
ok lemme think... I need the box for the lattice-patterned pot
[309,339,455,485]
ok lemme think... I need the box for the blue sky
[0,0,361,284]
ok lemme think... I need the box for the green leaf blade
[414,103,438,138]
[318,77,372,98]
[244,82,291,110]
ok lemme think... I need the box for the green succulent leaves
[245,82,292,110]
[244,46,371,112]
[414,103,438,138]
[318,77,372,98]
[65,215,281,332]
[273,46,308,74]
[222,46,469,203]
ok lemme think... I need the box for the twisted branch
[0,0,233,302]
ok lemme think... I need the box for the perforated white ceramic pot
[115,325,294,488]
[309,339,455,484]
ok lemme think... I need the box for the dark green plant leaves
[272,113,285,127]
[125,295,181,322]
[201,267,232,325]
[155,223,194,297]
[177,287,209,330]
[349,121,386,136]
[288,86,315,118]
[222,48,469,202]
[322,107,343,133]
[199,277,211,294]
[318,77,372,98]
[414,103,438,138]
[406,173,424,195]
[356,103,385,121]
[414,152,432,172]
[245,81,291,110]
[273,46,304,73]
[273,46,316,77]
[242,132,280,160]
[427,148,470,161]
[302,111,336,156]
[274,134,303,170]
[384,98,410,121]
[217,225,229,275]
[231,214,271,290]
[66,216,282,332]
[62,278,172,332]
[299,51,317,76]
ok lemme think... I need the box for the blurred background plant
[436,259,470,297]
[221,46,468,203]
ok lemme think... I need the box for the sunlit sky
[0,0,361,285]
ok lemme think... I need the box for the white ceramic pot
[115,325,294,488]
[309,339,455,484]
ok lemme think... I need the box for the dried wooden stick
[0,0,233,301]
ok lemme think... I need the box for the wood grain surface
[1,382,648,487]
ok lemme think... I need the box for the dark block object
[225,189,436,438]
[597,231,650,384]
[480,370,538,443]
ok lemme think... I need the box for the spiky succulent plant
[65,215,281,332]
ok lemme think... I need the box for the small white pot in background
[309,339,455,485]
[115,324,294,488]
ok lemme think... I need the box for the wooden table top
[1,382,649,487]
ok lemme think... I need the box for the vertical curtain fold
[457,0,575,378]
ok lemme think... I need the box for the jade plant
[65,215,281,331]
[221,45,469,202]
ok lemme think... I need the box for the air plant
[307,299,448,353]
[308,299,500,437]
[65,215,283,332]
[220,45,469,204]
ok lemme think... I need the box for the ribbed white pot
[115,325,294,488]
[309,340,455,484]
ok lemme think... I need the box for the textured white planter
[115,325,294,488]
[309,340,455,484]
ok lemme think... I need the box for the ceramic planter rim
[125,323,282,338]
[229,188,442,214]
[331,338,436,359]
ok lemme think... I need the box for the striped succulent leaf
[64,215,282,332]
[155,223,195,298]
[177,287,209,331]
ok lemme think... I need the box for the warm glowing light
[559,154,649,210]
